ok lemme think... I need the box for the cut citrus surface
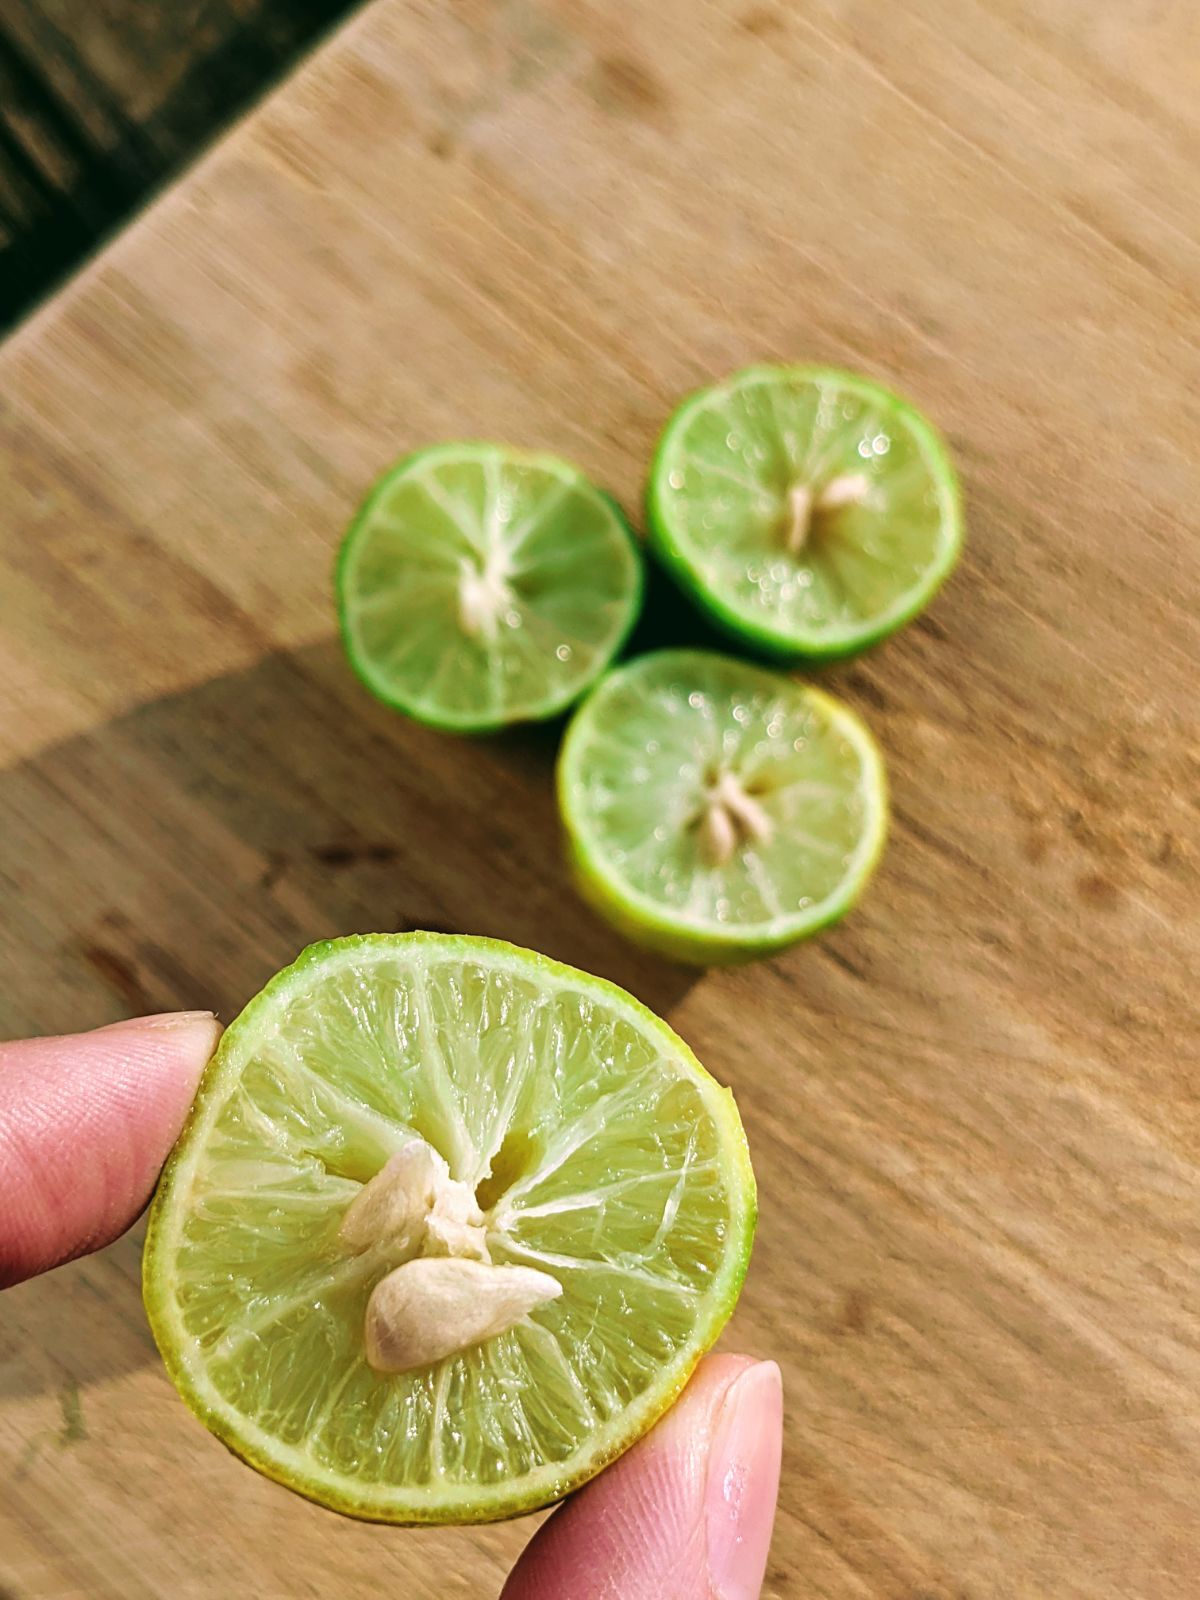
[648,365,962,660]
[558,650,887,963]
[337,444,644,731]
[143,934,755,1523]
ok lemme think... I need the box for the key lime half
[558,650,887,963]
[337,444,644,732]
[647,365,962,660]
[143,934,754,1523]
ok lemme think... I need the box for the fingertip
[96,1009,221,1037]
[503,1354,783,1600]
[0,1012,220,1287]
[704,1359,783,1599]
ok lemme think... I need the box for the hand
[0,1015,782,1599]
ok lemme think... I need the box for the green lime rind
[647,365,963,662]
[563,818,884,965]
[337,443,645,734]
[143,933,755,1524]
[557,651,889,965]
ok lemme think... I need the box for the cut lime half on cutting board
[143,934,755,1523]
[337,444,644,732]
[558,650,887,963]
[648,365,962,660]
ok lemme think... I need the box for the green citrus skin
[337,443,645,734]
[562,829,884,966]
[557,651,889,965]
[143,934,755,1524]
[647,365,963,663]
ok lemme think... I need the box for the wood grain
[0,0,353,328]
[2,0,1199,1594]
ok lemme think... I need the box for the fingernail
[99,1010,218,1034]
[705,1360,783,1600]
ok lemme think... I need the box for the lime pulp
[647,365,962,660]
[143,934,755,1522]
[337,443,644,732]
[558,650,888,963]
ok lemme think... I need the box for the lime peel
[647,364,962,661]
[144,933,754,1523]
[337,443,644,732]
[558,650,888,964]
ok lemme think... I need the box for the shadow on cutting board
[0,636,702,1036]
[0,635,703,1396]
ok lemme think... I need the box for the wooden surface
[0,0,352,329]
[1,0,1199,1594]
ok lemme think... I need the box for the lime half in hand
[337,444,643,731]
[144,934,754,1523]
[648,365,961,660]
[558,650,887,963]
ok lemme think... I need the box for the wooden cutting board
[2,1,1198,1595]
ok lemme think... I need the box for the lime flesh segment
[558,650,888,963]
[143,934,754,1523]
[337,444,644,731]
[647,365,962,661]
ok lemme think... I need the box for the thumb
[502,1354,782,1600]
[0,1012,220,1287]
